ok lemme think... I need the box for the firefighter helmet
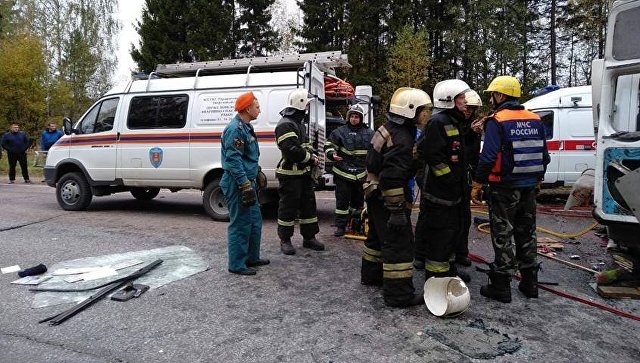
[433,79,471,109]
[464,90,482,107]
[346,104,365,123]
[485,76,521,98]
[287,88,311,111]
[389,87,432,119]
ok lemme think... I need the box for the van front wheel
[56,172,93,211]
[203,178,229,221]
[130,187,160,200]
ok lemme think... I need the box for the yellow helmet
[485,76,521,98]
[389,87,432,119]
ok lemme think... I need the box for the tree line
[0,0,611,141]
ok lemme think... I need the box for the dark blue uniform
[221,114,262,272]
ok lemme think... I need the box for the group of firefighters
[221,75,550,310]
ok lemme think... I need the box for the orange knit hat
[234,91,255,112]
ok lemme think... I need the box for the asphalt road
[0,182,638,363]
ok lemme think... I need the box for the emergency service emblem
[149,147,163,168]
[233,138,245,150]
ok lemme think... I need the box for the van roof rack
[154,51,351,77]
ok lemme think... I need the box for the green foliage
[236,0,279,57]
[0,34,46,138]
[384,26,430,98]
[296,0,348,52]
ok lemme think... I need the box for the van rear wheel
[56,172,93,211]
[130,187,160,200]
[203,178,229,221]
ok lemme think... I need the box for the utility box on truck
[44,51,373,221]
[523,86,596,186]
[591,0,640,248]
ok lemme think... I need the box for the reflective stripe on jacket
[476,102,550,187]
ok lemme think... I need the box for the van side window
[78,98,119,134]
[535,111,554,140]
[128,95,189,129]
[612,74,640,132]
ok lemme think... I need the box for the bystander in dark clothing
[1,124,31,183]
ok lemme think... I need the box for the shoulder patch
[233,138,245,150]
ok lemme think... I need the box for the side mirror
[63,117,73,135]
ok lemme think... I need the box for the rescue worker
[414,79,471,283]
[275,88,325,255]
[325,104,374,237]
[471,76,550,303]
[455,90,483,267]
[220,92,269,276]
[361,87,431,307]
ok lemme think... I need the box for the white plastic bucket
[424,277,471,317]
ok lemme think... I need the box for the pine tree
[131,0,234,73]
[236,0,278,57]
[296,0,348,52]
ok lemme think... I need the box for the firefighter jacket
[364,114,416,205]
[461,117,481,178]
[475,101,550,188]
[419,109,466,206]
[325,122,374,182]
[275,108,314,178]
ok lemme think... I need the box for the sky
[114,0,300,84]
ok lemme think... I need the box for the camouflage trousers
[487,185,538,275]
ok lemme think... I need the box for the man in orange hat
[220,91,269,275]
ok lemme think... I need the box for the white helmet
[389,87,432,119]
[346,104,365,123]
[433,79,471,109]
[287,89,311,111]
[464,90,482,107]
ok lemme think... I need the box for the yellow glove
[535,181,541,195]
[471,181,485,205]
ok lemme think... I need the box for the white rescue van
[590,0,640,245]
[523,86,596,186]
[44,52,374,221]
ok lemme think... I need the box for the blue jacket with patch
[221,114,260,187]
[475,101,550,188]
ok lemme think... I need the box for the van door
[534,110,559,184]
[69,97,119,182]
[557,107,596,184]
[117,93,191,186]
[305,62,327,173]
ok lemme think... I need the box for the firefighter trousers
[415,199,463,274]
[277,176,319,241]
[456,183,472,258]
[334,177,364,228]
[361,193,416,305]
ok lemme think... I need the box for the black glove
[239,181,257,207]
[386,204,408,231]
[256,170,267,190]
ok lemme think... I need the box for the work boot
[280,240,296,255]
[334,226,346,237]
[228,267,257,276]
[413,258,425,270]
[424,270,450,282]
[480,270,512,303]
[303,237,325,251]
[385,294,425,308]
[518,265,539,298]
[450,264,471,283]
[455,255,472,267]
[247,258,270,267]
